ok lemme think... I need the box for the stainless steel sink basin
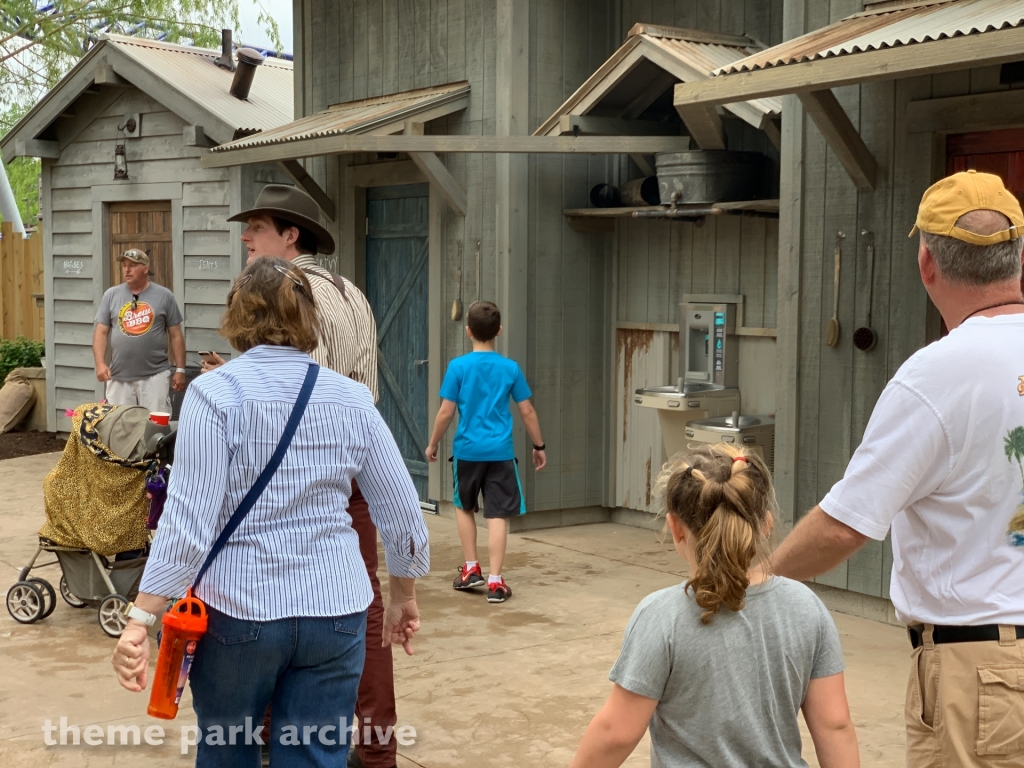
[635,382,733,397]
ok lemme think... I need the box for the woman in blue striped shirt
[112,258,430,767]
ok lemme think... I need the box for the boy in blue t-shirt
[425,301,546,603]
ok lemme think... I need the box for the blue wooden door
[365,184,430,500]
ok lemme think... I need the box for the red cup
[149,412,171,426]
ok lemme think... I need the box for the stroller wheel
[98,594,129,637]
[6,581,46,624]
[60,575,88,609]
[26,578,56,619]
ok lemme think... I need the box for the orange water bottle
[147,589,207,719]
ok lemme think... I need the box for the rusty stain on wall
[618,328,654,444]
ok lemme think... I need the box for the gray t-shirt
[610,576,844,768]
[95,282,182,381]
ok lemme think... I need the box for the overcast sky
[235,0,294,54]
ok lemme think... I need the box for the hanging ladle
[825,231,844,347]
[853,230,878,352]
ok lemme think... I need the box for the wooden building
[205,0,788,527]
[8,0,1022,614]
[672,0,1024,607]
[0,33,295,432]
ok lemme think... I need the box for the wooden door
[365,184,430,500]
[946,128,1024,296]
[108,201,173,289]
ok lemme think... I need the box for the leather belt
[908,624,1024,649]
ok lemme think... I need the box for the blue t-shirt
[439,351,532,461]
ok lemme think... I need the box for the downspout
[0,161,27,237]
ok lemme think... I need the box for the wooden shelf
[564,199,780,231]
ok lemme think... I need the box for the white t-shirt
[821,314,1024,626]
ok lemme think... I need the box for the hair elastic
[733,457,748,464]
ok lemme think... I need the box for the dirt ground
[0,431,66,461]
[0,451,910,767]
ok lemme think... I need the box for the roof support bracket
[277,159,337,222]
[675,104,726,150]
[759,114,782,151]
[404,121,467,216]
[14,139,60,159]
[797,89,877,190]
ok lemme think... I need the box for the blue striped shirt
[139,345,430,620]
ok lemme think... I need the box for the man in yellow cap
[767,170,1024,767]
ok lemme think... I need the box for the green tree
[1005,426,1024,487]
[1,1,281,106]
[1,1,282,226]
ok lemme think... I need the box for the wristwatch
[125,603,157,627]
[533,443,546,451]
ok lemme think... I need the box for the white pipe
[0,161,27,237]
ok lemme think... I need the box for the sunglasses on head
[227,264,309,304]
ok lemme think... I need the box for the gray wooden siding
[45,86,233,431]
[609,0,784,515]
[299,0,612,511]
[785,0,1024,597]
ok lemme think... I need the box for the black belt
[908,624,1024,649]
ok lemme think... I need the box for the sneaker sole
[454,581,485,590]
[487,593,510,603]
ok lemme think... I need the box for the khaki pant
[906,624,1024,767]
[105,370,171,414]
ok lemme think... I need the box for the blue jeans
[188,606,367,768]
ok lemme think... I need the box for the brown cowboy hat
[228,184,336,255]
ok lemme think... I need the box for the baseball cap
[909,170,1023,245]
[117,248,150,266]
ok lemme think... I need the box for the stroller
[5,403,176,637]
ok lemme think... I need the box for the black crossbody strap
[193,363,319,589]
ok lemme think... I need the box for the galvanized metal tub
[655,150,767,204]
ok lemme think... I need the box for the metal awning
[674,0,1024,190]
[534,23,782,151]
[209,81,471,155]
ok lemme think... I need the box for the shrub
[0,336,44,383]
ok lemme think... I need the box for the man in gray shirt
[92,249,185,413]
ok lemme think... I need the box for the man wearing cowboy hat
[209,185,402,768]
[92,248,186,413]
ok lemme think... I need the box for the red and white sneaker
[487,578,512,603]
[453,563,485,590]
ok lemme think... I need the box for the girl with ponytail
[570,445,860,768]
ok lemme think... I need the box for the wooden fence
[0,221,44,342]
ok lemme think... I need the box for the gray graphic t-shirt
[610,576,844,768]
[95,283,182,381]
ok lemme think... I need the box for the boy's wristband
[533,443,545,451]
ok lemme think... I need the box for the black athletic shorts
[450,458,526,519]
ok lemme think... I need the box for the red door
[946,127,1024,297]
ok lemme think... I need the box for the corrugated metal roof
[716,0,1024,75]
[103,34,293,133]
[534,25,781,137]
[210,82,471,153]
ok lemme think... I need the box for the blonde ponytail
[655,445,775,624]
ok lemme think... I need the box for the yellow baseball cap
[909,170,1023,245]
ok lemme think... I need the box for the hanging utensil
[475,239,481,302]
[825,231,845,347]
[853,230,878,352]
[451,240,464,321]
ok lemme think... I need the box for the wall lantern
[113,117,136,180]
